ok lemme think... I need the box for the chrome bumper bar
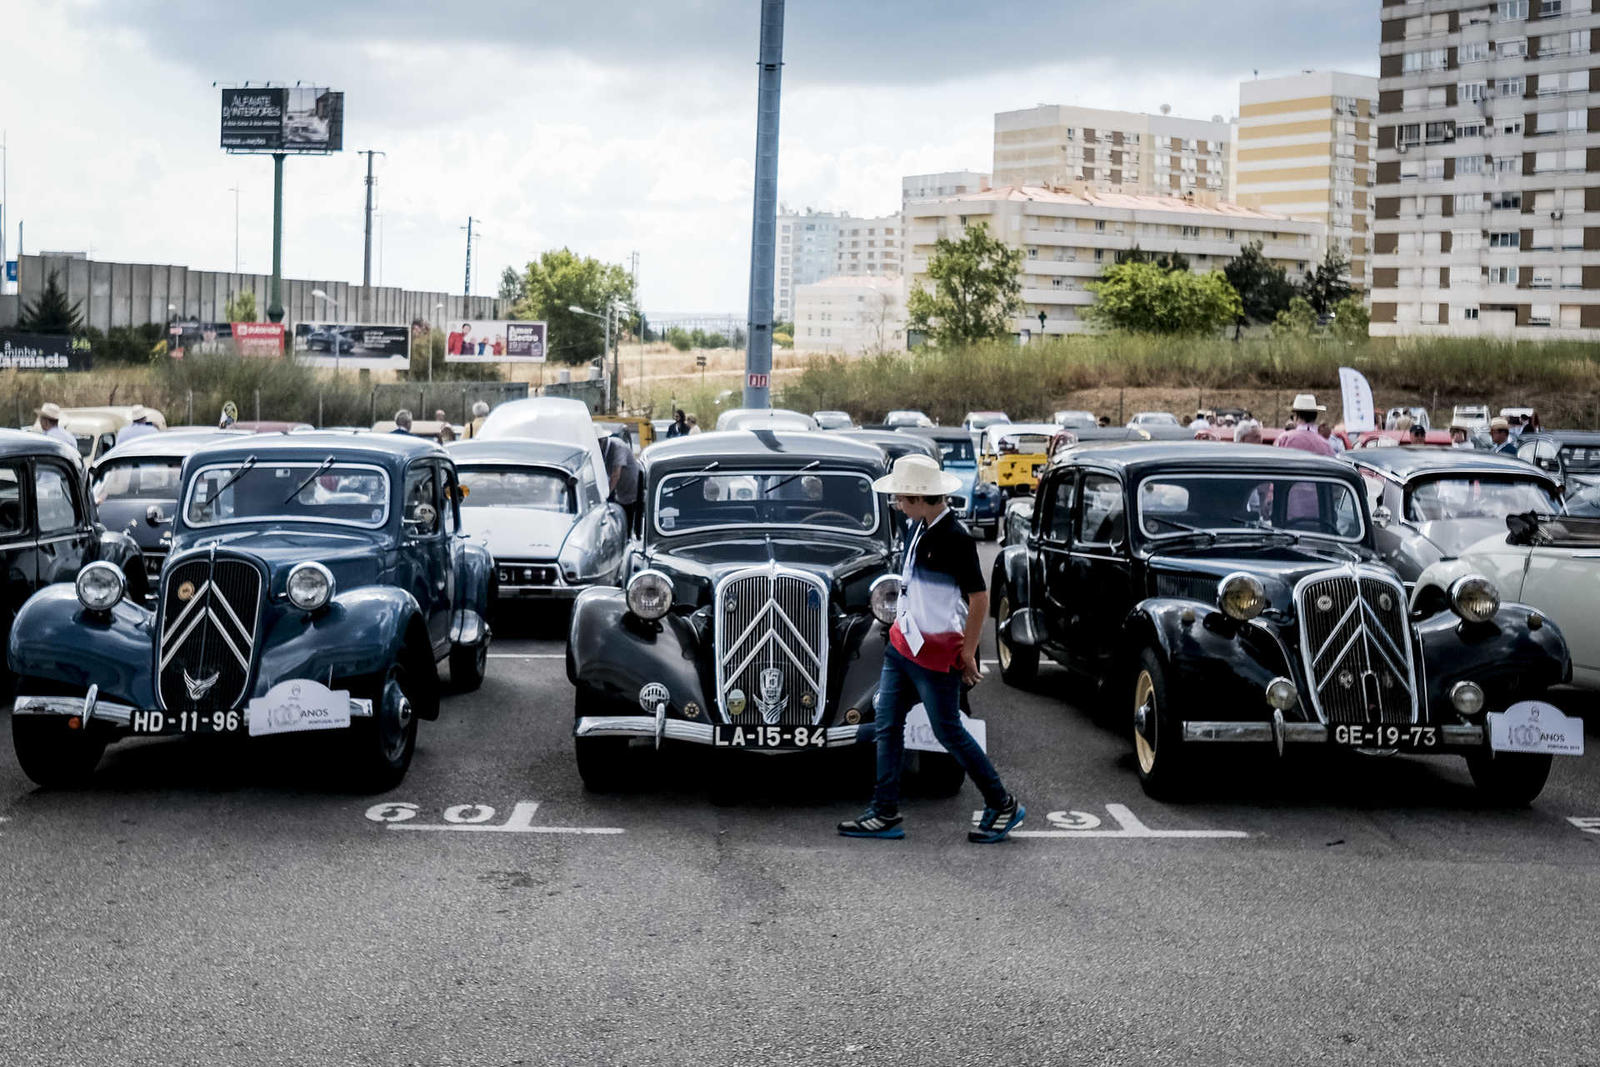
[1183,721,1485,746]
[496,585,582,600]
[13,693,375,726]
[575,714,863,749]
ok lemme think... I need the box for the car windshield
[92,458,182,505]
[1560,444,1600,473]
[457,467,574,513]
[655,468,879,536]
[1137,474,1364,541]
[183,460,391,528]
[996,433,1050,454]
[967,414,1007,429]
[937,438,976,466]
[1136,413,1179,426]
[1405,477,1558,522]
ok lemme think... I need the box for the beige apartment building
[993,105,1232,200]
[1372,0,1600,337]
[794,275,907,355]
[1235,71,1378,289]
[904,186,1322,335]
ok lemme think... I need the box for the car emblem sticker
[755,667,787,724]
[183,669,220,701]
[1315,594,1334,612]
[177,581,197,602]
[638,682,670,711]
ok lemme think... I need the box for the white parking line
[365,801,623,835]
[488,653,564,660]
[976,804,1249,840]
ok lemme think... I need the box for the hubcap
[1134,670,1157,775]
[996,596,1013,670]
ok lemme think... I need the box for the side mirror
[1372,505,1392,529]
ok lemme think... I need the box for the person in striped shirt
[838,455,1025,844]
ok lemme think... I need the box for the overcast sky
[6,0,1374,315]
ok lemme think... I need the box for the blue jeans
[870,644,1007,813]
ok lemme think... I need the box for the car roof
[1348,446,1557,481]
[0,428,84,464]
[185,430,444,468]
[446,437,591,471]
[647,429,890,470]
[94,430,250,465]
[895,427,973,442]
[1529,429,1600,445]
[1062,441,1360,478]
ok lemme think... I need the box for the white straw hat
[129,404,149,421]
[871,454,962,495]
[1290,393,1327,413]
[37,402,64,421]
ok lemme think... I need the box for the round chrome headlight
[1218,572,1268,621]
[1265,676,1299,711]
[869,575,901,625]
[1450,680,1486,719]
[1449,574,1499,624]
[75,562,126,613]
[286,561,335,612]
[626,569,674,620]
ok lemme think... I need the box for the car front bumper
[1183,719,1485,752]
[13,690,374,729]
[575,714,864,750]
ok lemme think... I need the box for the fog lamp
[844,707,861,725]
[1450,680,1486,720]
[1264,677,1298,711]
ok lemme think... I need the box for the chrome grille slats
[1294,565,1417,726]
[713,565,829,727]
[156,553,263,713]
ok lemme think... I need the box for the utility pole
[229,184,240,273]
[1,129,8,293]
[743,0,785,409]
[267,153,286,323]
[359,149,384,323]
[631,250,643,393]
[462,216,478,298]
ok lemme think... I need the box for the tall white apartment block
[775,209,900,322]
[904,186,1320,335]
[992,105,1233,200]
[794,275,907,355]
[901,171,991,205]
[1373,0,1600,336]
[1235,71,1379,289]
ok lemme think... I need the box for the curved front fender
[8,585,159,707]
[1415,603,1570,714]
[568,588,710,719]
[255,586,427,700]
[95,529,148,601]
[1128,598,1300,722]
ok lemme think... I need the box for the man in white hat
[838,454,1025,844]
[1275,393,1334,457]
[1489,416,1517,455]
[116,404,159,446]
[36,403,76,449]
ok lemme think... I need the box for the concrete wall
[2,255,501,332]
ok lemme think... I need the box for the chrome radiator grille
[1295,566,1416,725]
[157,553,263,714]
[714,565,829,726]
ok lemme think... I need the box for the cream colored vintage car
[29,406,169,463]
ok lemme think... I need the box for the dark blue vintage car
[9,433,494,789]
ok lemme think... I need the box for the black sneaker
[968,796,1025,844]
[837,810,905,839]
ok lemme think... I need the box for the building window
[1463,307,1480,320]
[1530,305,1553,326]
[1459,80,1488,102]
[1402,48,1449,72]
[1497,0,1528,19]
[1459,42,1491,64]
[1489,232,1520,248]
[1498,76,1525,96]
[1532,268,1555,289]
[1494,156,1519,174]
[1500,119,1523,136]
[1028,247,1038,258]
[1491,192,1522,209]
[1457,120,1485,138]
[1051,278,1064,288]
[1094,248,1105,262]
[1498,37,1527,57]
[1488,266,1516,284]
[1094,220,1106,232]
[1458,154,1485,175]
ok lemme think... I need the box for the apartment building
[904,186,1321,335]
[1372,0,1600,337]
[1235,71,1379,290]
[993,105,1232,200]
[902,171,991,205]
[775,209,900,322]
[794,275,907,355]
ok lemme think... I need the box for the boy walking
[839,455,1025,844]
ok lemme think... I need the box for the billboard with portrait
[443,320,547,363]
[291,322,410,371]
[221,88,344,153]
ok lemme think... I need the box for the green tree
[1116,245,1191,273]
[510,248,635,364]
[1222,240,1296,338]
[498,266,523,303]
[1301,246,1355,317]
[1083,261,1242,335]
[1270,295,1320,338]
[905,221,1023,346]
[1329,294,1371,343]
[224,290,258,323]
[665,327,693,352]
[17,270,83,334]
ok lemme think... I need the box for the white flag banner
[1339,366,1377,432]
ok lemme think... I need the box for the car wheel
[11,704,106,789]
[449,633,489,693]
[1466,751,1553,807]
[1132,648,1192,800]
[913,750,966,797]
[573,688,630,792]
[994,592,1039,687]
[349,665,418,792]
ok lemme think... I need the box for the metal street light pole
[432,301,443,383]
[267,153,286,323]
[311,288,341,374]
[229,184,240,273]
[568,303,616,412]
[1,129,8,294]
[743,0,785,409]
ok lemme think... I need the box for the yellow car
[979,423,1058,497]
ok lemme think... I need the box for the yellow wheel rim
[996,596,1013,671]
[1134,670,1157,775]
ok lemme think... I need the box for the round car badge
[1316,594,1334,612]
[638,682,670,711]
[1378,593,1394,612]
[177,581,197,602]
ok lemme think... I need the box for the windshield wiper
[1145,514,1215,543]
[765,460,822,496]
[196,455,258,517]
[660,460,719,497]
[281,455,336,506]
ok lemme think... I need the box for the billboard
[444,320,548,363]
[291,322,410,371]
[0,331,93,372]
[220,88,344,153]
[233,322,286,357]
[167,322,285,358]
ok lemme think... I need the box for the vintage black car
[9,433,495,789]
[1346,447,1563,585]
[991,444,1572,803]
[566,430,957,792]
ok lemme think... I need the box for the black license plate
[713,724,828,749]
[1331,723,1440,751]
[129,709,244,736]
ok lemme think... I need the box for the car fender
[1414,602,1570,713]
[450,536,494,647]
[8,585,160,707]
[95,528,149,602]
[990,544,1041,646]
[567,587,711,718]
[1125,599,1302,722]
[833,615,889,724]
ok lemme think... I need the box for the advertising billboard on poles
[0,331,93,372]
[291,322,410,371]
[220,88,345,153]
[167,322,285,358]
[444,320,547,363]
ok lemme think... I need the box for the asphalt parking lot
[3,545,1600,1066]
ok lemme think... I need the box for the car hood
[1146,540,1378,611]
[459,506,576,561]
[1403,518,1508,562]
[645,536,891,603]
[171,527,385,592]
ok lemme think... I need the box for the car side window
[403,464,440,537]
[34,462,81,536]
[440,464,462,534]
[1076,474,1125,546]
[579,468,603,511]
[0,464,23,538]
[1044,473,1077,543]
